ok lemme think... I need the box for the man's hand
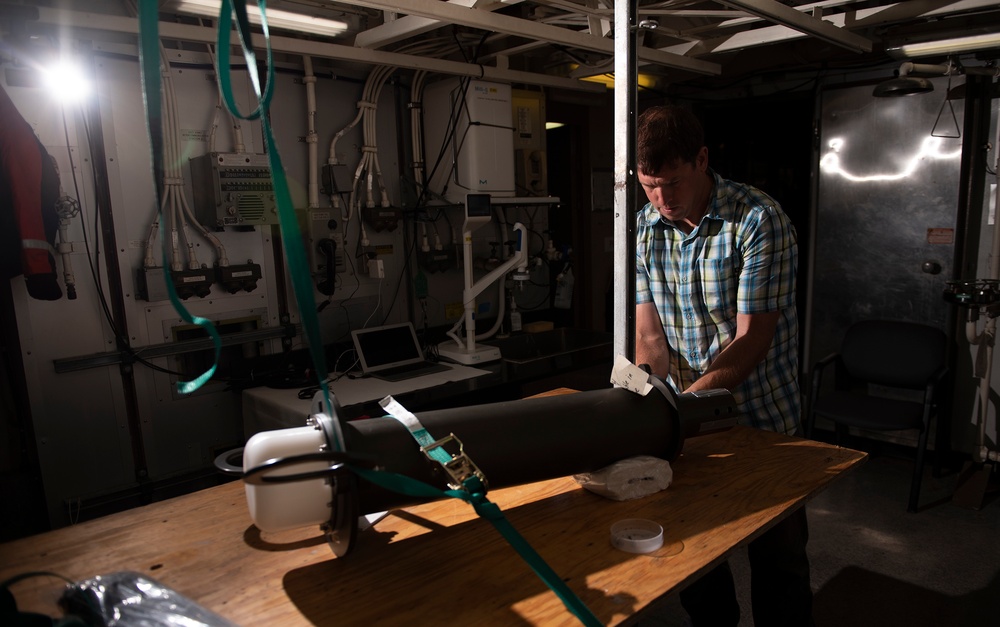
[635,301,671,378]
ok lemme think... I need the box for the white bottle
[554,267,574,309]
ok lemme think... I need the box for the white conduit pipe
[303,55,319,210]
[475,209,511,341]
[411,70,427,199]
[55,196,77,293]
[125,0,229,271]
[143,217,159,269]
[898,61,951,77]
[168,190,183,271]
[179,188,228,267]
[329,108,364,164]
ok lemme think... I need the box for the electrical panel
[300,208,349,295]
[512,89,548,196]
[190,152,278,228]
[422,79,515,203]
[516,149,547,196]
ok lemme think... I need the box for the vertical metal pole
[84,47,149,489]
[613,0,638,363]
[946,75,992,464]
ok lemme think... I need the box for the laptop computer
[351,322,452,382]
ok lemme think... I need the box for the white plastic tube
[303,55,319,210]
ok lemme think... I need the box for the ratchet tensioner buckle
[420,433,488,492]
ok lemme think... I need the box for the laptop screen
[351,323,425,373]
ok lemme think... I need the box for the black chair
[807,319,948,512]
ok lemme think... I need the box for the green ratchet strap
[137,2,219,394]
[368,396,603,627]
[139,1,337,439]
[212,0,338,449]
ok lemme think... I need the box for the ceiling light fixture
[872,62,946,98]
[573,65,658,90]
[579,73,658,89]
[173,0,348,37]
[873,60,1000,98]
[889,32,1000,58]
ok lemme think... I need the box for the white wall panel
[6,18,532,527]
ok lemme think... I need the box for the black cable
[514,291,553,312]
[378,221,421,325]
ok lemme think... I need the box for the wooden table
[0,405,865,625]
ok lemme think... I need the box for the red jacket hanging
[0,83,61,300]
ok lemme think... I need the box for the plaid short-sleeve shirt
[636,170,800,434]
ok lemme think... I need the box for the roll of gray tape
[610,518,664,554]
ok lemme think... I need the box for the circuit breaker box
[513,89,548,196]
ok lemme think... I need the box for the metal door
[808,77,964,366]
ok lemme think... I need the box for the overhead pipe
[303,56,319,210]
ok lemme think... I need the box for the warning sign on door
[927,228,954,244]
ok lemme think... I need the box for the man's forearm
[685,315,776,393]
[685,337,759,393]
[635,335,671,379]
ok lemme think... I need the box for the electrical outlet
[368,258,385,278]
[300,208,350,288]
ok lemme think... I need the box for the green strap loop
[351,466,603,627]
[137,1,219,394]
[216,0,274,120]
[212,1,339,447]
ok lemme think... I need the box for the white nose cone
[243,425,333,532]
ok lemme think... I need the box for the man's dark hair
[636,105,705,175]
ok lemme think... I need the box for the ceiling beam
[661,3,896,56]
[716,0,872,53]
[354,0,520,50]
[850,0,998,26]
[336,0,721,74]
[31,6,607,93]
[585,0,611,38]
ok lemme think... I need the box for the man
[634,104,811,626]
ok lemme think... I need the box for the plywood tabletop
[1,418,864,626]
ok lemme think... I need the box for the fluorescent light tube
[891,32,1000,58]
[174,0,348,37]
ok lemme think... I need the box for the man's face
[638,146,709,231]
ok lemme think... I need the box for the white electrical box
[300,208,349,295]
[422,79,515,203]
